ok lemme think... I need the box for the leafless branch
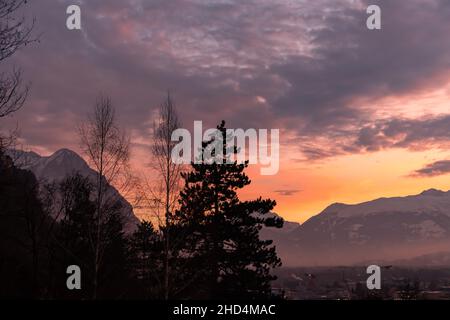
[79,95,131,299]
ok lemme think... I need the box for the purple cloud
[412,160,450,177]
[2,0,450,161]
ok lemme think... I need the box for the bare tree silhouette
[79,95,130,299]
[137,92,183,299]
[0,0,35,118]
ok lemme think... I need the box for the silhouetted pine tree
[174,121,283,299]
[128,221,164,298]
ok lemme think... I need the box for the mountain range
[9,148,450,267]
[262,189,450,266]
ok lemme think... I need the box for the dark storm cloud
[355,115,450,152]
[412,160,450,177]
[271,0,450,133]
[2,0,450,159]
[297,115,450,160]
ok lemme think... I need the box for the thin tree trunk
[93,149,104,300]
[164,112,171,300]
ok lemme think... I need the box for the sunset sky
[2,0,450,223]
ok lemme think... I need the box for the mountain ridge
[9,148,140,233]
[264,188,450,267]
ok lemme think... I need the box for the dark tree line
[0,120,283,299]
[0,156,130,299]
[0,0,284,300]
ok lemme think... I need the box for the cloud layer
[2,0,450,163]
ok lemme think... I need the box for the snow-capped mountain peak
[11,148,91,181]
[265,189,450,267]
[319,189,450,219]
[10,148,139,233]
